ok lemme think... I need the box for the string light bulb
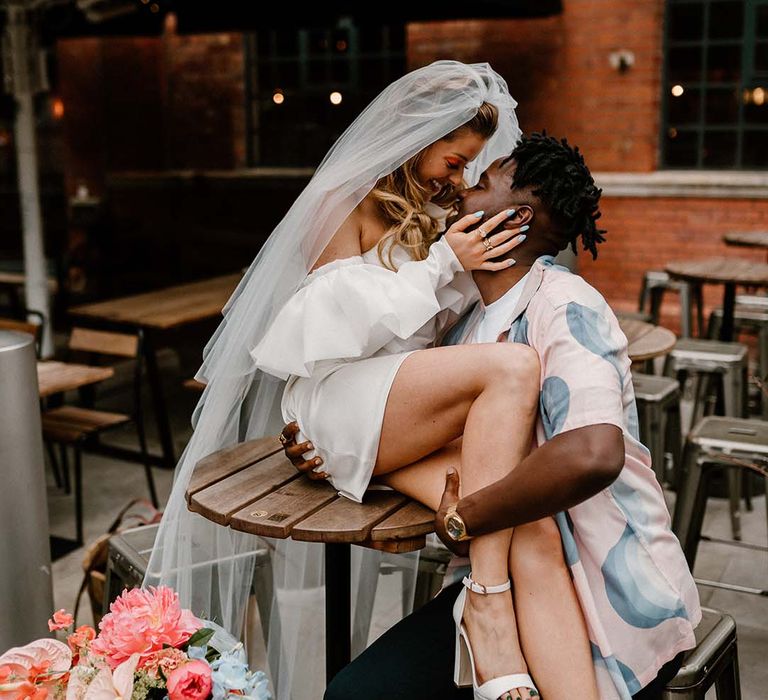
[330,91,342,105]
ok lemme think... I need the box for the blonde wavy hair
[371,101,499,269]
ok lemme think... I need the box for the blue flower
[209,645,271,700]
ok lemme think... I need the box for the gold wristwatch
[444,504,472,542]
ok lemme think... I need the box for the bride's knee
[509,517,566,579]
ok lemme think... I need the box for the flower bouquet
[0,587,271,700]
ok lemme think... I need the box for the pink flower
[143,648,188,678]
[47,611,74,633]
[65,654,138,700]
[90,587,201,670]
[166,661,212,700]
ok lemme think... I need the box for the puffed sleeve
[249,236,464,379]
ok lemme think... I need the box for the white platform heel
[453,573,539,699]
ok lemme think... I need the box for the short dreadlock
[505,131,606,260]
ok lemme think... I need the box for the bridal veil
[144,60,521,700]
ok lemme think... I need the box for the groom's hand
[279,422,329,481]
[434,468,470,557]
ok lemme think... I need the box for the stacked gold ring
[482,237,494,252]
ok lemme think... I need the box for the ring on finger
[279,433,288,445]
[482,237,494,252]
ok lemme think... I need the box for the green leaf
[186,628,215,649]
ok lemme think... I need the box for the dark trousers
[325,581,684,700]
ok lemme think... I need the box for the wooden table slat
[370,500,436,541]
[723,231,768,249]
[37,361,114,398]
[189,451,300,524]
[666,258,768,286]
[69,274,240,330]
[291,490,408,543]
[360,536,428,553]
[228,478,340,538]
[626,326,677,362]
[187,436,283,499]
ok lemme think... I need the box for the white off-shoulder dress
[250,235,479,502]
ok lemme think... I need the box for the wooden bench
[186,435,435,681]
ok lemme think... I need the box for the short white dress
[250,235,479,502]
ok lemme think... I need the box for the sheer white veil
[144,60,521,699]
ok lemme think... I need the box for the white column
[5,4,53,357]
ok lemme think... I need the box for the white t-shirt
[469,272,530,344]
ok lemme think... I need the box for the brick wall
[56,23,245,197]
[407,0,665,173]
[579,197,768,332]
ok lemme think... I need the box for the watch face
[446,515,465,540]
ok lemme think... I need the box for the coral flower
[0,640,71,700]
[48,611,74,633]
[90,587,201,669]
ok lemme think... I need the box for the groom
[283,133,700,699]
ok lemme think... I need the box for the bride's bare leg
[374,343,540,698]
[382,454,599,699]
[509,521,600,700]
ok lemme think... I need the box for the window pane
[702,130,738,166]
[665,129,699,166]
[707,44,742,82]
[744,88,768,123]
[307,59,328,85]
[705,87,740,122]
[668,2,705,41]
[708,1,744,40]
[668,86,701,123]
[742,130,768,166]
[756,42,768,72]
[757,4,768,37]
[668,46,703,82]
[274,30,299,56]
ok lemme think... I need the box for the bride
[147,61,597,700]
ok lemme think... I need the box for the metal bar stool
[639,270,704,338]
[632,373,681,485]
[708,295,768,419]
[665,340,749,539]
[672,416,768,595]
[663,608,741,699]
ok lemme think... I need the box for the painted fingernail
[519,224,530,232]
[517,234,527,242]
[314,457,323,465]
[306,442,313,449]
[508,259,516,266]
[506,209,516,217]
[473,210,484,218]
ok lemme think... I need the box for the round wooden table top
[723,231,768,249]
[618,317,677,362]
[666,257,768,286]
[186,436,434,553]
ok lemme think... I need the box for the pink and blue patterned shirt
[442,255,701,700]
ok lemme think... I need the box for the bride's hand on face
[444,209,527,272]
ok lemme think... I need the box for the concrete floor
[42,345,768,699]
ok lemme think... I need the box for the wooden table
[186,436,434,682]
[69,274,241,468]
[37,361,114,398]
[619,317,677,362]
[37,360,115,559]
[666,258,768,341]
[724,231,768,260]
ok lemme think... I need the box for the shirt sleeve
[532,298,630,439]
[250,236,464,379]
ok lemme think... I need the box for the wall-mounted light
[608,49,635,73]
[51,97,64,119]
[330,91,342,105]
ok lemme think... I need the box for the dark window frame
[661,0,768,169]
[243,19,406,167]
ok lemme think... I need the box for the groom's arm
[445,424,623,539]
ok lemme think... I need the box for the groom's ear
[502,204,534,229]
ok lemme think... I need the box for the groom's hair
[506,131,606,260]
